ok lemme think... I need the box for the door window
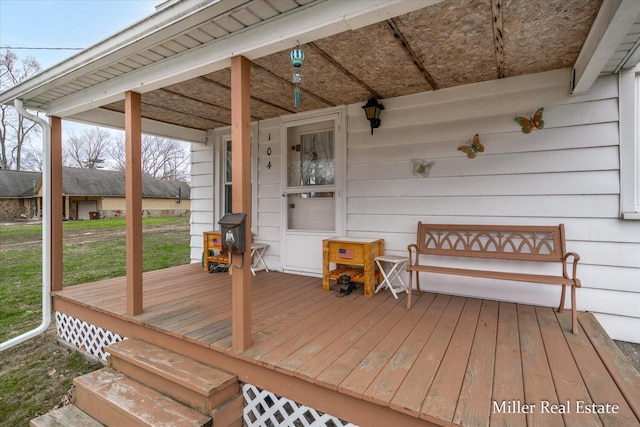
[285,121,335,231]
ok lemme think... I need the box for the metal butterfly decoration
[515,107,544,133]
[458,134,484,159]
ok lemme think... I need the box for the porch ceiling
[2,0,640,140]
[98,0,606,132]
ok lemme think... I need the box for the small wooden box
[322,237,384,297]
[203,231,229,271]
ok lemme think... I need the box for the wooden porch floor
[53,263,640,427]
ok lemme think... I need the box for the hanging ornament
[290,46,305,107]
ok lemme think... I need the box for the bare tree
[63,127,113,169]
[21,139,45,172]
[0,49,41,170]
[111,135,190,181]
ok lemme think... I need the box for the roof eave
[571,0,640,95]
[1,0,441,119]
[0,0,248,107]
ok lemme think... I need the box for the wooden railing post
[125,91,143,316]
[50,116,63,292]
[230,55,252,351]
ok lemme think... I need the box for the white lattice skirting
[243,384,357,427]
[56,312,357,425]
[55,312,124,361]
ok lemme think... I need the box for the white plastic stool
[374,255,409,299]
[251,243,269,275]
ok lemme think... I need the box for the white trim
[280,107,347,273]
[68,109,207,143]
[212,124,258,233]
[29,0,440,117]
[620,65,640,218]
[571,0,640,94]
[0,0,251,106]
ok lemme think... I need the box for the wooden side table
[322,237,384,297]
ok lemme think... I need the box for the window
[287,130,334,187]
[214,128,257,231]
[620,65,640,219]
[224,139,232,213]
[286,122,335,231]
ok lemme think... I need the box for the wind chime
[290,45,305,107]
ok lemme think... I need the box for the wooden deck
[52,263,640,427]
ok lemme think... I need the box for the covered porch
[52,264,640,427]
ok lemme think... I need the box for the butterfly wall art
[458,134,484,159]
[411,159,435,177]
[515,107,544,133]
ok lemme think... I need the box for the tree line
[0,49,190,181]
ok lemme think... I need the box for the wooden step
[74,368,212,427]
[106,339,238,413]
[31,404,104,427]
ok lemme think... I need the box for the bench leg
[557,284,566,313]
[571,285,578,335]
[407,270,413,309]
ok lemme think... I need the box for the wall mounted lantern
[362,98,384,135]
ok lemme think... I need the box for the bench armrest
[562,252,581,286]
[407,243,419,268]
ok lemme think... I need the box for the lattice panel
[243,384,357,427]
[55,312,125,360]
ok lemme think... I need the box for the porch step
[30,404,104,427]
[106,339,239,413]
[74,367,212,427]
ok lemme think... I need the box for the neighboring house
[2,1,640,426]
[35,167,191,220]
[0,169,40,220]
[0,168,189,220]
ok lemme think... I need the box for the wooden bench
[407,223,581,334]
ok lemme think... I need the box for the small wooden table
[322,237,384,297]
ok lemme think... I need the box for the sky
[0,0,187,141]
[0,0,158,69]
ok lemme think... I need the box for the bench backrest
[416,223,567,262]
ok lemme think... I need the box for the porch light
[362,98,384,135]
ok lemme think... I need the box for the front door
[281,110,345,275]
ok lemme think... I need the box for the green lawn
[0,216,191,426]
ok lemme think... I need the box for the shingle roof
[61,167,190,199]
[0,170,40,198]
[0,168,190,199]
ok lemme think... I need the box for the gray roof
[0,168,190,199]
[61,167,190,199]
[0,170,40,198]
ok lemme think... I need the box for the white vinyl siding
[343,69,638,343]
[190,69,640,343]
[188,134,214,263]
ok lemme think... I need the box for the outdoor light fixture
[362,98,384,135]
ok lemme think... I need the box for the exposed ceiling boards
[95,0,603,133]
[7,0,631,137]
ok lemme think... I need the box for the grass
[0,216,190,426]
